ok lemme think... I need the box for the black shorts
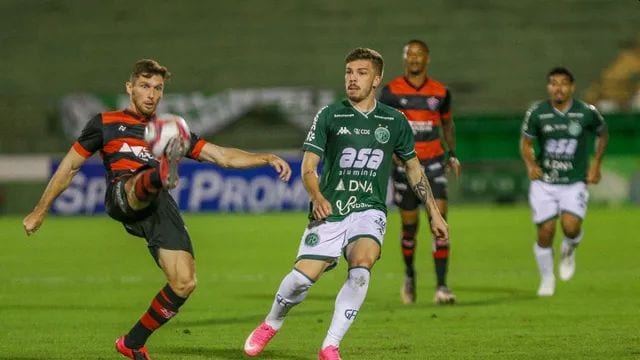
[392,155,448,211]
[105,175,193,263]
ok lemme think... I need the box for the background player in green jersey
[244,48,448,360]
[520,67,608,297]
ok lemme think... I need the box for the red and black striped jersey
[72,109,206,182]
[379,76,451,160]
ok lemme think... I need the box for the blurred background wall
[1,0,638,213]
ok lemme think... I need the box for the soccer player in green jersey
[520,67,608,297]
[244,48,448,359]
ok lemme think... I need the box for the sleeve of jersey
[302,106,329,156]
[72,114,103,158]
[521,105,539,138]
[186,132,207,160]
[440,89,452,119]
[395,115,417,161]
[588,104,608,135]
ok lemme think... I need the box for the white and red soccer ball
[144,114,191,158]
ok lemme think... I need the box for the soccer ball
[144,114,191,158]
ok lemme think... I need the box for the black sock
[401,223,418,278]
[125,284,187,349]
[433,240,449,287]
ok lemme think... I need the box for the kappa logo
[119,143,154,160]
[337,127,352,135]
[118,125,127,132]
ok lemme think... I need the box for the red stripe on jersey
[72,141,93,158]
[103,138,149,154]
[102,111,148,126]
[415,139,445,160]
[387,77,449,159]
[190,139,206,159]
[110,158,145,171]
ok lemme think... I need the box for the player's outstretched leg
[245,269,314,356]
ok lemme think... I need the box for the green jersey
[522,99,606,184]
[303,99,416,221]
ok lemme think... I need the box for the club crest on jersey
[568,121,582,136]
[374,126,390,144]
[304,233,319,247]
[426,96,440,111]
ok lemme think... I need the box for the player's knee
[537,223,555,241]
[349,255,376,269]
[563,226,581,239]
[170,276,197,297]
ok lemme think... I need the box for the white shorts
[296,209,386,264]
[528,180,589,224]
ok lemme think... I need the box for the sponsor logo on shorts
[304,233,320,246]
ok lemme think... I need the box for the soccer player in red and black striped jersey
[23,59,292,359]
[379,40,461,305]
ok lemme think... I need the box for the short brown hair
[345,48,384,76]
[130,59,171,82]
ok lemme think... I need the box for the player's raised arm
[23,147,88,235]
[403,156,448,239]
[197,142,291,182]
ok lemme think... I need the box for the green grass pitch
[1,205,639,359]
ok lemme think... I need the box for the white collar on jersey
[349,99,377,118]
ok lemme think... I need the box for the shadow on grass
[176,309,326,327]
[448,285,537,306]
[164,346,308,360]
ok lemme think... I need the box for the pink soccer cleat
[244,322,278,357]
[115,336,151,360]
[318,345,342,360]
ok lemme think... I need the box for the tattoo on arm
[411,172,436,214]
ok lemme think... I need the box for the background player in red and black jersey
[379,40,461,305]
[23,59,291,359]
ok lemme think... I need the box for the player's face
[403,43,429,76]
[126,74,165,116]
[345,60,381,103]
[547,74,575,105]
